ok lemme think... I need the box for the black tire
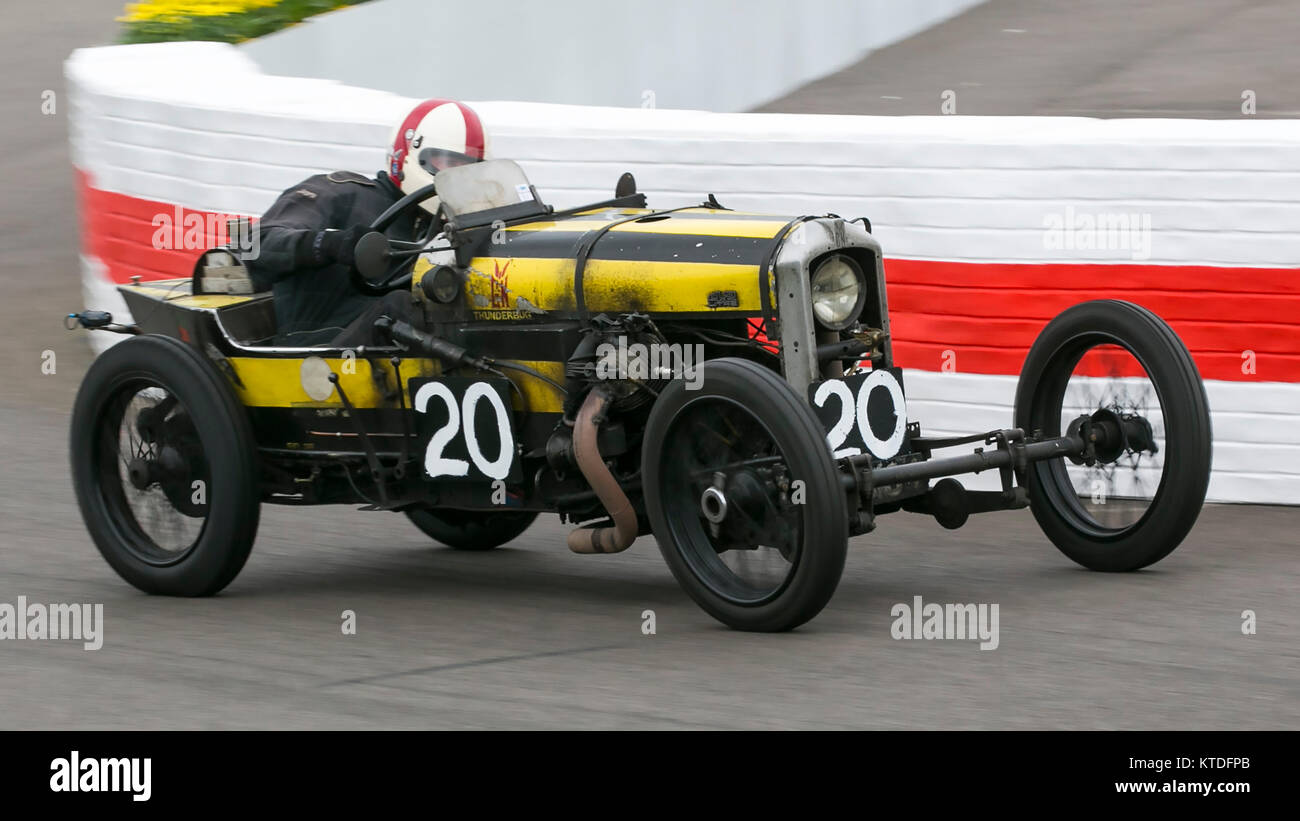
[405,508,538,550]
[1015,300,1212,571]
[70,335,261,595]
[643,358,848,632]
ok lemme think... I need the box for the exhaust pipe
[566,388,639,554]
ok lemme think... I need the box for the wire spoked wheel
[98,382,209,562]
[1015,301,1211,571]
[1055,344,1167,532]
[644,358,847,631]
[72,335,261,595]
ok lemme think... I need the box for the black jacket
[245,170,420,345]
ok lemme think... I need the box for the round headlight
[810,254,865,330]
[421,265,462,304]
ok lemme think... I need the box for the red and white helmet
[386,99,488,212]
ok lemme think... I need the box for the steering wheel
[350,181,440,295]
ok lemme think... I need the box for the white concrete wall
[70,45,1300,268]
[239,0,988,113]
[66,43,1300,505]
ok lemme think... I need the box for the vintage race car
[68,160,1212,631]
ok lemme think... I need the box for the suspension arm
[850,428,1087,489]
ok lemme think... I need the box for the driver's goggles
[418,148,483,173]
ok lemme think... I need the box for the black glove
[310,225,367,268]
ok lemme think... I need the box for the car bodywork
[115,196,896,526]
[71,159,1210,631]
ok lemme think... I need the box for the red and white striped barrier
[67,43,1300,504]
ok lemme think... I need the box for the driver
[244,99,487,346]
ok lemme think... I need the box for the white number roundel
[413,380,515,481]
[813,370,907,461]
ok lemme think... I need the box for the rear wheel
[71,335,261,595]
[643,358,848,632]
[1015,300,1211,571]
[405,508,537,550]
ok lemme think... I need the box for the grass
[120,0,371,44]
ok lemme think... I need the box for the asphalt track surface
[0,0,1296,729]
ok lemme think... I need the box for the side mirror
[615,172,637,198]
[354,231,391,281]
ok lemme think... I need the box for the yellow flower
[120,0,280,23]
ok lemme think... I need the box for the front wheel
[70,335,261,595]
[643,358,849,632]
[1015,300,1212,571]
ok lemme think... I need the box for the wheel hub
[127,458,154,490]
[1120,413,1158,454]
[1088,408,1129,464]
[1067,407,1158,466]
[700,483,728,524]
[698,468,794,557]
